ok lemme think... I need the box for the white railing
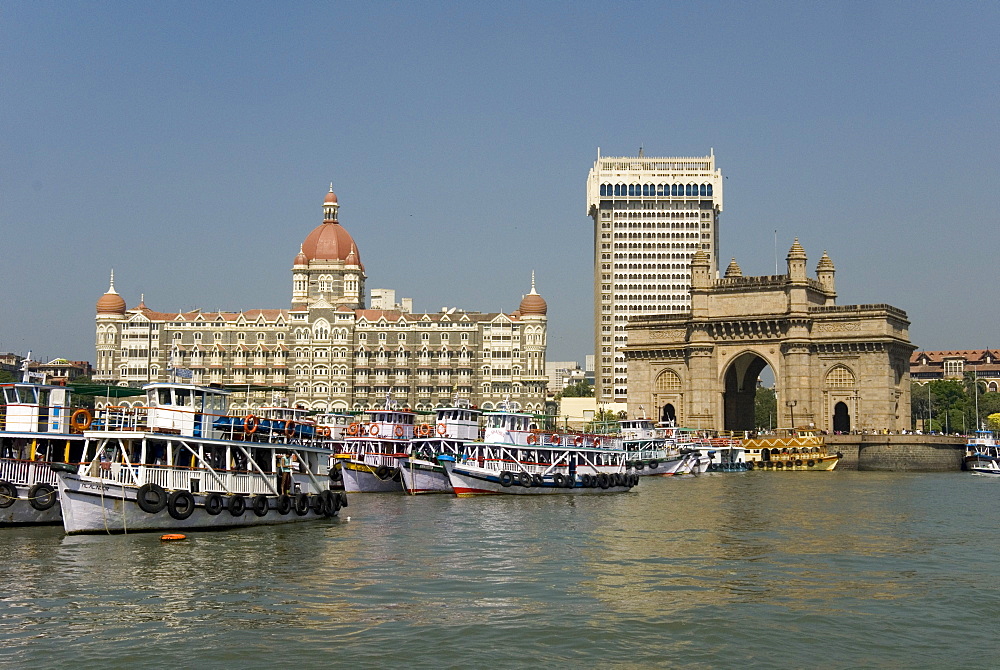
[0,459,59,486]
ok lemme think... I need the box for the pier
[826,434,966,472]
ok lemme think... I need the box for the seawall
[825,434,966,472]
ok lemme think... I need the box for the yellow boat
[741,428,840,471]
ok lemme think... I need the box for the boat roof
[143,382,231,396]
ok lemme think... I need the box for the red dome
[325,189,338,205]
[96,291,126,315]
[519,292,547,316]
[301,222,363,268]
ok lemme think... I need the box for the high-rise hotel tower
[586,150,723,402]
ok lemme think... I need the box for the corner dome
[518,273,547,316]
[96,271,126,315]
[300,188,363,269]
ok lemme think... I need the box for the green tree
[558,381,593,399]
[988,413,1000,431]
[586,408,619,434]
[754,385,776,431]
[0,369,15,383]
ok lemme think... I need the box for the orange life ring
[550,434,561,446]
[418,424,432,437]
[347,423,360,436]
[284,420,296,438]
[370,424,380,436]
[318,426,331,437]
[437,423,447,436]
[244,414,259,434]
[394,425,405,438]
[527,434,538,445]
[574,436,584,447]
[70,408,93,432]
[593,438,601,447]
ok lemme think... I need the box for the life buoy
[574,436,584,447]
[593,438,601,447]
[499,471,515,487]
[244,415,259,434]
[284,420,296,438]
[28,483,57,511]
[167,490,196,520]
[527,434,538,445]
[136,483,168,514]
[416,424,430,437]
[204,492,224,515]
[370,424,381,436]
[318,426,331,437]
[251,494,269,517]
[437,423,447,436]
[394,425,405,438]
[347,423,360,436]
[70,408,92,432]
[550,435,561,446]
[228,495,246,516]
[0,481,17,508]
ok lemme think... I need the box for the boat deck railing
[83,462,280,496]
[0,458,59,487]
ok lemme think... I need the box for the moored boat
[439,405,638,496]
[335,404,415,493]
[620,420,699,476]
[399,401,481,494]
[55,382,345,534]
[741,427,840,471]
[964,430,1000,476]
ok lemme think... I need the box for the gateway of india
[624,240,915,433]
[93,187,549,413]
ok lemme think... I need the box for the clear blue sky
[2,1,997,364]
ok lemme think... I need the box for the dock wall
[825,434,966,472]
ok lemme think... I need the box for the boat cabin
[144,383,230,439]
[366,409,416,440]
[1,382,74,434]
[482,411,535,445]
[421,405,481,440]
[620,418,657,440]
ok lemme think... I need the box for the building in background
[545,361,586,395]
[586,150,723,402]
[29,358,93,384]
[910,350,1000,392]
[94,187,549,413]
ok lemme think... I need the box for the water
[2,472,998,669]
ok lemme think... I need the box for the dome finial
[530,270,537,294]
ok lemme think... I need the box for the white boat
[399,401,481,494]
[965,430,1000,476]
[619,419,698,476]
[55,382,346,534]
[1,360,89,526]
[334,405,415,493]
[439,405,638,496]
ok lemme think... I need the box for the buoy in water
[160,533,187,542]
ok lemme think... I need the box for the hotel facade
[586,151,723,402]
[93,188,549,413]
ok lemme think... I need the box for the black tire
[28,483,57,511]
[0,481,18,508]
[747,461,755,470]
[204,493,224,515]
[530,474,543,487]
[581,474,593,487]
[795,460,803,467]
[294,492,310,516]
[552,473,565,487]
[329,466,343,483]
[775,462,784,469]
[136,483,168,514]
[598,473,610,489]
[310,494,324,514]
[517,471,532,487]
[167,490,196,520]
[277,494,292,515]
[807,460,815,467]
[499,471,515,487]
[252,494,269,517]
[338,492,348,508]
[649,460,659,470]
[228,495,246,516]
[375,464,391,480]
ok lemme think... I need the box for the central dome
[298,187,363,269]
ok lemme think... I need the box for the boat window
[4,388,16,403]
[38,389,50,408]
[18,387,38,404]
[174,388,193,407]
[159,388,172,405]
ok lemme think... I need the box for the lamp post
[785,399,797,432]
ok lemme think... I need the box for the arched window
[826,366,856,388]
[655,370,682,391]
[707,184,713,196]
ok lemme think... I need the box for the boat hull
[56,474,338,534]
[339,460,403,493]
[0,482,62,525]
[750,455,839,471]
[444,463,636,497]
[398,459,452,494]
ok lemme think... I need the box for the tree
[988,413,1000,431]
[754,386,776,431]
[0,369,15,384]
[558,381,593,399]
[586,408,619,434]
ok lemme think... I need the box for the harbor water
[2,472,998,669]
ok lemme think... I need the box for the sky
[2,1,997,365]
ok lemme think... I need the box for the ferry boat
[334,404,415,493]
[55,382,346,534]
[620,419,690,476]
[964,430,1000,476]
[741,427,840,471]
[1,366,88,525]
[399,401,481,494]
[439,405,638,496]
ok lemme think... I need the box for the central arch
[723,352,770,432]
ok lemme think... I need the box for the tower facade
[586,150,723,402]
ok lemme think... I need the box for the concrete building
[910,350,1000,392]
[624,241,914,433]
[545,361,585,394]
[586,150,723,402]
[94,187,549,413]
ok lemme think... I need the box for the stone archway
[723,352,770,432]
[833,401,851,433]
[661,403,676,425]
